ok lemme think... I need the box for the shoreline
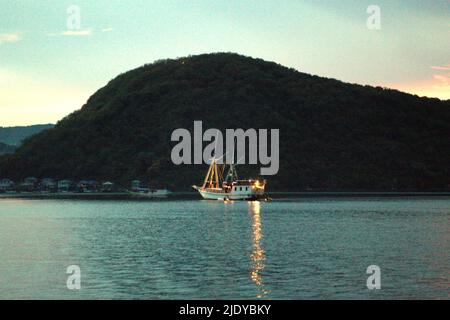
[1,191,450,200]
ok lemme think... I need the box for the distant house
[19,177,38,192]
[25,177,38,185]
[131,180,142,191]
[131,180,150,193]
[77,180,99,193]
[101,181,116,193]
[58,180,75,193]
[0,179,15,191]
[41,178,57,192]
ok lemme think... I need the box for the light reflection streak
[248,201,270,298]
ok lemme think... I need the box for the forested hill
[0,53,449,191]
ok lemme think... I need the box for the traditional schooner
[192,159,266,200]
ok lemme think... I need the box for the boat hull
[130,189,171,198]
[193,186,264,201]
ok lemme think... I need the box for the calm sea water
[0,197,448,299]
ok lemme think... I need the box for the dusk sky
[1,0,449,126]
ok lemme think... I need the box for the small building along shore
[0,177,120,194]
[0,178,15,192]
[57,180,75,193]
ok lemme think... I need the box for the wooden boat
[193,159,266,200]
[130,189,171,198]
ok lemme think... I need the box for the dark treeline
[0,53,449,191]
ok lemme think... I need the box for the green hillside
[0,53,449,191]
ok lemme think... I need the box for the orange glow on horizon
[384,65,450,100]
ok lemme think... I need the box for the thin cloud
[0,33,21,45]
[433,74,450,85]
[61,29,92,36]
[101,27,114,32]
[47,29,92,37]
[430,64,450,71]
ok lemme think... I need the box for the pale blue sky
[1,0,449,125]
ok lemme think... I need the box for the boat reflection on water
[248,201,270,298]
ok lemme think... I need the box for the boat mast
[202,159,224,189]
[202,161,214,189]
[224,164,238,183]
[202,134,225,190]
[224,154,242,183]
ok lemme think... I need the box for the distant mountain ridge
[0,124,54,146]
[0,142,16,155]
[0,53,449,190]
